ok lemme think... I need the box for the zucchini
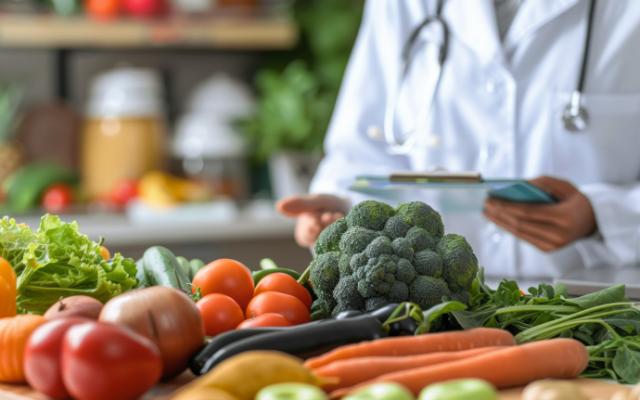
[252,268,301,285]
[142,246,190,293]
[176,256,192,282]
[189,258,205,280]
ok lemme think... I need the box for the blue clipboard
[350,173,556,204]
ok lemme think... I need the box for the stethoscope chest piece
[562,90,589,132]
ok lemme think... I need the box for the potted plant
[238,0,363,199]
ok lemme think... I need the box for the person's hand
[483,176,597,252]
[277,194,350,248]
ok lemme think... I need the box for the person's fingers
[483,209,559,252]
[484,207,569,247]
[528,176,576,200]
[320,211,344,226]
[294,213,322,248]
[484,198,564,226]
[277,194,349,217]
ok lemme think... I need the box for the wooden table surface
[0,377,628,399]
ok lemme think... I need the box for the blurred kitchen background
[0,0,363,268]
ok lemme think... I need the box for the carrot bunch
[304,327,589,398]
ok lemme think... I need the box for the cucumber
[189,258,205,280]
[176,256,192,282]
[142,246,190,293]
[135,259,150,288]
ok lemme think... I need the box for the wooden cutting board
[0,378,628,399]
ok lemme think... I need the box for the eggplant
[335,310,363,319]
[189,327,286,374]
[195,314,387,375]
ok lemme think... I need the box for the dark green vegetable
[135,259,149,288]
[189,259,205,281]
[195,314,387,375]
[142,246,190,293]
[252,268,301,285]
[176,256,192,282]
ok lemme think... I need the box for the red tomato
[254,273,312,309]
[246,292,310,325]
[196,294,244,336]
[41,184,74,213]
[86,0,121,20]
[192,259,254,310]
[61,322,162,400]
[109,179,139,208]
[122,0,169,17]
[24,318,90,399]
[237,313,291,329]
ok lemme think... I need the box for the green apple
[343,383,414,400]
[256,383,328,400]
[418,379,498,400]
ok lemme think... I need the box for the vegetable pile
[0,215,137,314]
[306,200,478,318]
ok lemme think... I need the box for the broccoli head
[339,226,380,255]
[310,298,332,320]
[383,215,411,239]
[306,199,478,316]
[333,275,365,312]
[410,276,451,309]
[346,200,395,231]
[396,201,444,239]
[314,217,348,255]
[436,234,478,292]
[414,249,443,277]
[406,226,438,252]
[309,251,340,298]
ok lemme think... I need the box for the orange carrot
[331,338,588,398]
[0,315,46,383]
[0,258,17,318]
[304,328,515,369]
[316,346,506,392]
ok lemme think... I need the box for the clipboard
[350,172,556,204]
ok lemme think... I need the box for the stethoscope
[377,0,597,154]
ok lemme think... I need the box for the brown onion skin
[99,286,205,380]
[44,296,103,320]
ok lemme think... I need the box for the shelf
[0,13,298,49]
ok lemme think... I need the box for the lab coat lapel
[504,0,580,50]
[442,0,504,66]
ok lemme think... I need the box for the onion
[99,286,205,379]
[44,296,103,320]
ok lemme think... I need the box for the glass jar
[82,67,166,200]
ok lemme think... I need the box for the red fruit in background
[192,259,254,310]
[41,184,74,213]
[196,294,244,336]
[109,179,139,208]
[246,292,310,325]
[86,0,121,20]
[24,318,90,399]
[122,0,169,17]
[254,273,313,309]
[237,313,291,329]
[61,322,162,400]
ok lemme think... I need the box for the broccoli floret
[333,276,365,312]
[314,217,348,255]
[383,216,411,239]
[357,279,377,298]
[389,281,409,302]
[414,249,443,277]
[365,297,389,312]
[350,252,368,275]
[392,237,414,260]
[406,226,438,252]
[338,253,352,277]
[436,234,479,292]
[310,298,332,320]
[395,258,417,283]
[409,276,451,309]
[396,201,444,239]
[346,200,395,231]
[365,236,393,258]
[339,227,380,255]
[309,251,340,297]
[358,255,396,297]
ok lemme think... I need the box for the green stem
[297,265,312,285]
[494,304,579,315]
[517,317,623,343]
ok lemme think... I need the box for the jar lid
[87,67,164,117]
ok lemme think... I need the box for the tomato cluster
[191,259,312,337]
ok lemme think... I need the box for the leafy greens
[0,215,137,314]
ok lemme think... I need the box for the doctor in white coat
[278,0,640,284]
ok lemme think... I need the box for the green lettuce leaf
[0,215,137,314]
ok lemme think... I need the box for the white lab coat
[310,0,640,284]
